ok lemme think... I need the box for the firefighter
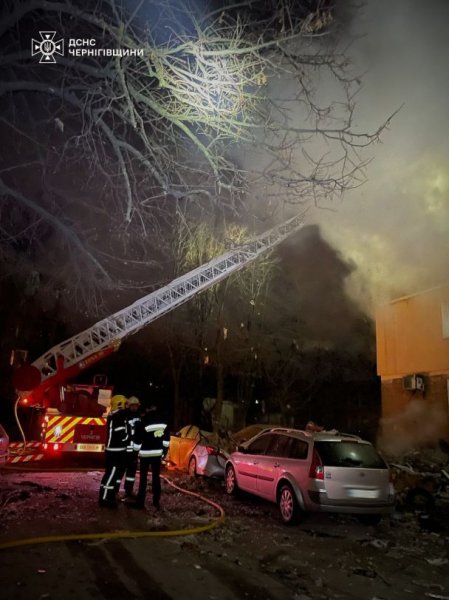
[122,395,141,498]
[99,394,129,508]
[131,402,169,510]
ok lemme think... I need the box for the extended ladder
[33,211,306,382]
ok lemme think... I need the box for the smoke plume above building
[314,0,449,315]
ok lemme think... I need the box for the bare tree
[0,0,394,316]
[163,213,276,430]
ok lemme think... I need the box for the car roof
[255,427,366,443]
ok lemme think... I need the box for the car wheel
[405,487,435,513]
[225,464,239,495]
[278,483,300,525]
[188,456,197,477]
[357,514,383,526]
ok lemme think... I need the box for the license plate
[77,443,103,452]
[347,489,379,499]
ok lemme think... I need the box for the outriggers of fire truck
[15,211,306,455]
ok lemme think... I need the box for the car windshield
[314,441,387,469]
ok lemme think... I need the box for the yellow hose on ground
[0,475,225,551]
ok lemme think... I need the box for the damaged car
[166,425,228,478]
[225,427,395,525]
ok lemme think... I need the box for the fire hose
[0,475,225,550]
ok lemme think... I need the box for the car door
[178,425,201,469]
[169,425,196,468]
[234,434,271,493]
[256,434,292,500]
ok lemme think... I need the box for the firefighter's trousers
[136,456,161,507]
[124,450,139,494]
[99,450,126,504]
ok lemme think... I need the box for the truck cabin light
[309,448,324,481]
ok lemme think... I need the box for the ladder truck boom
[29,210,306,399]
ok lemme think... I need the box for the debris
[425,595,449,600]
[37,569,46,574]
[370,539,389,549]
[412,581,444,590]
[426,558,448,566]
[352,567,377,579]
[193,564,202,570]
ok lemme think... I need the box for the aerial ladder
[10,211,306,457]
[27,210,306,400]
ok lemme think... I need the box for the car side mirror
[237,445,247,453]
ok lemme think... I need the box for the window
[289,439,309,460]
[442,302,449,339]
[266,434,292,458]
[247,434,271,455]
[314,441,386,469]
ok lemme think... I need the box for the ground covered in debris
[1,463,449,600]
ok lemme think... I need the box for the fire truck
[40,377,113,454]
[13,211,306,456]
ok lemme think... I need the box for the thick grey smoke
[315,0,449,315]
[378,399,448,455]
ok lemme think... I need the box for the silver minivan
[225,427,395,525]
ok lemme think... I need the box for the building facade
[376,283,449,451]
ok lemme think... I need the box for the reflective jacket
[135,411,169,458]
[124,409,141,453]
[105,409,129,452]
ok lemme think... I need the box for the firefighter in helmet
[99,394,128,507]
[122,395,141,498]
[131,401,169,510]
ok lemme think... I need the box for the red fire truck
[41,378,113,454]
[12,212,306,457]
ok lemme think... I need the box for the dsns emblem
[31,32,64,64]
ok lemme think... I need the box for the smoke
[314,0,449,316]
[378,399,448,455]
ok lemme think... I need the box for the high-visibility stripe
[58,417,84,443]
[106,447,126,451]
[47,415,71,431]
[45,416,107,443]
[45,416,72,441]
[102,466,116,500]
[144,423,167,432]
[7,453,44,464]
[9,442,41,449]
[139,449,163,457]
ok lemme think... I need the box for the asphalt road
[1,466,449,600]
